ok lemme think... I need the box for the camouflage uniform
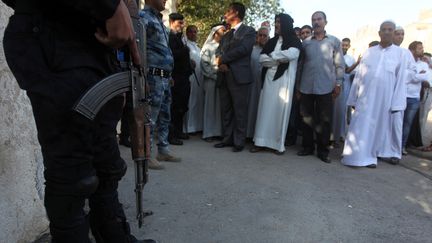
[140,6,174,154]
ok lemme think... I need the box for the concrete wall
[0,3,49,243]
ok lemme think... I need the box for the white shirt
[344,54,356,71]
[344,54,356,80]
[231,22,243,34]
[427,67,432,85]
[407,59,430,98]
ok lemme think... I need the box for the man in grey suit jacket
[214,2,256,152]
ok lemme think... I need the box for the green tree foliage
[177,0,283,45]
[244,0,283,25]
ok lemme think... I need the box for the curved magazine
[73,71,131,120]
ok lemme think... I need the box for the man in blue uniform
[140,0,181,167]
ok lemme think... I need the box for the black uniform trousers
[300,92,333,156]
[4,14,133,243]
[170,73,191,138]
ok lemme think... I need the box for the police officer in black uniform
[3,0,152,242]
[168,13,193,145]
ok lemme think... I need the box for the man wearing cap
[168,13,193,145]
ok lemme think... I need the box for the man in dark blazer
[214,2,256,152]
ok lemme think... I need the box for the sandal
[421,144,432,152]
[273,150,285,155]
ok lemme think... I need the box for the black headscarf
[261,13,303,82]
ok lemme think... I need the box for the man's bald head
[379,20,396,47]
[379,20,396,31]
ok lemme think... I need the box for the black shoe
[232,145,244,152]
[214,142,233,148]
[178,132,190,140]
[297,149,314,156]
[169,137,183,145]
[285,140,296,146]
[119,138,131,147]
[328,141,340,149]
[249,146,264,153]
[273,150,285,155]
[129,234,157,243]
[317,154,331,163]
[389,157,400,165]
[366,164,377,168]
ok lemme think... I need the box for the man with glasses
[247,27,270,138]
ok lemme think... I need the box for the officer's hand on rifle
[95,0,141,65]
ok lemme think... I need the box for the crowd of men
[121,1,432,170]
[3,0,432,241]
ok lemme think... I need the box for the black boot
[90,215,157,243]
[129,234,157,243]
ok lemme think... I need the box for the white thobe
[419,66,432,144]
[332,54,356,141]
[253,38,300,152]
[201,41,222,138]
[342,44,408,166]
[184,40,204,133]
[386,48,416,151]
[246,45,263,138]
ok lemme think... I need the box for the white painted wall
[0,3,49,242]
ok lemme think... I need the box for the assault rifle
[73,0,151,228]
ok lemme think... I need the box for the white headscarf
[200,24,225,56]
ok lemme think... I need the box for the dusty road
[116,136,432,243]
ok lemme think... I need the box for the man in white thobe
[246,27,269,138]
[331,37,360,146]
[419,53,432,146]
[342,21,408,168]
[201,25,226,140]
[184,25,204,133]
[383,26,416,161]
[252,13,301,153]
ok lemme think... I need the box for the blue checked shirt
[140,6,174,72]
